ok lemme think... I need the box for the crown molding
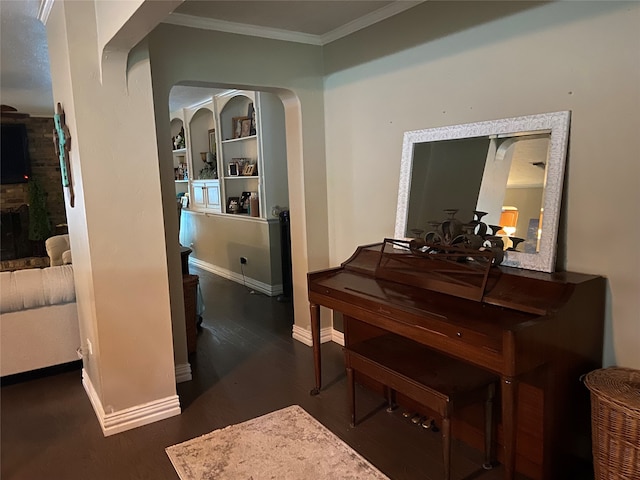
[163,1,425,46]
[320,1,424,45]
[164,13,322,46]
[37,0,54,25]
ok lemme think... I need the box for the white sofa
[0,264,79,377]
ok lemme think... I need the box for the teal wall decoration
[53,102,74,207]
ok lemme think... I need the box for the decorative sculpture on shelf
[409,209,525,266]
[173,127,185,150]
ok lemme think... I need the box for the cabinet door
[205,183,220,210]
[192,183,206,209]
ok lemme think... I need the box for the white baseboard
[332,329,345,346]
[82,369,181,437]
[292,325,343,346]
[175,363,192,383]
[189,257,283,297]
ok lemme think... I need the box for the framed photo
[228,162,239,176]
[232,116,249,139]
[227,196,240,214]
[242,163,256,176]
[239,191,252,213]
[180,195,189,209]
[241,118,251,138]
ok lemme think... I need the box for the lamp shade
[499,208,518,236]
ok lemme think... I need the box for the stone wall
[1,114,67,229]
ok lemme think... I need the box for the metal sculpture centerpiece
[409,209,524,266]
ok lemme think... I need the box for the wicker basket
[584,367,640,480]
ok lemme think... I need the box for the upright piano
[307,240,605,479]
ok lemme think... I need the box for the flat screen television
[1,123,31,184]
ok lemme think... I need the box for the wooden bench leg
[483,383,496,470]
[346,366,355,427]
[385,387,397,412]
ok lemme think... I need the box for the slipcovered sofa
[0,264,79,377]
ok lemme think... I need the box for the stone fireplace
[1,113,67,271]
[1,204,31,260]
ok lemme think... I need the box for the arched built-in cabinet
[187,102,220,212]
[171,89,289,296]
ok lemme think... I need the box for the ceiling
[0,0,421,115]
[0,0,53,115]
[173,1,398,37]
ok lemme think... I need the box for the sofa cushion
[45,234,70,266]
[0,265,75,314]
[62,249,72,265]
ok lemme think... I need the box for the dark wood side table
[180,246,192,275]
[182,274,199,354]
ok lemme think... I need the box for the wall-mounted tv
[1,123,31,184]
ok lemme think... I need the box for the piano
[307,240,605,479]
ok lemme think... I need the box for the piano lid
[337,240,595,316]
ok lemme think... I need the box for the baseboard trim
[189,257,283,297]
[82,369,181,437]
[292,325,341,346]
[175,363,192,383]
[332,329,345,346]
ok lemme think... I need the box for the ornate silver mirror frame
[395,111,571,273]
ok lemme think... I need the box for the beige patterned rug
[166,405,389,479]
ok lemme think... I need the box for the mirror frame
[395,111,571,273]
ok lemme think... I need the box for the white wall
[323,1,640,368]
[46,0,179,432]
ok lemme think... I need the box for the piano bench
[344,333,498,480]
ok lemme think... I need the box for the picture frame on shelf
[232,116,249,139]
[180,195,189,209]
[241,118,251,138]
[227,196,240,214]
[239,191,252,213]
[242,163,256,176]
[228,162,239,176]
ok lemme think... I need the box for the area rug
[165,405,389,479]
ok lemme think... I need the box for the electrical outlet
[240,256,247,265]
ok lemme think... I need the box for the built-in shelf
[223,176,259,180]
[175,180,188,183]
[172,148,187,154]
[221,135,257,144]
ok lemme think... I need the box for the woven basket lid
[585,367,640,414]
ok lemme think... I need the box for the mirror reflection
[395,111,570,272]
[406,132,550,253]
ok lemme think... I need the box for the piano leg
[442,412,452,480]
[310,302,322,395]
[501,376,518,480]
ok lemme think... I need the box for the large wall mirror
[395,111,571,273]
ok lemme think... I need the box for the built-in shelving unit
[169,87,290,295]
[215,91,260,216]
[170,121,188,195]
[213,90,288,219]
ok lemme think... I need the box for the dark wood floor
[2,267,529,480]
